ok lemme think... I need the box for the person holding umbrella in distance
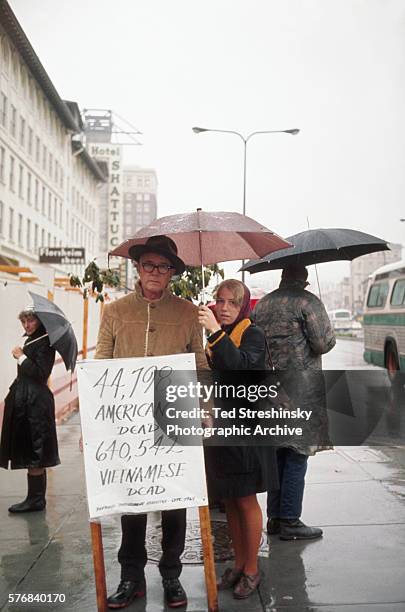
[0,307,59,513]
[1,293,77,513]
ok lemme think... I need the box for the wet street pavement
[1,339,405,611]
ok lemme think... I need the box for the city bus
[363,260,405,374]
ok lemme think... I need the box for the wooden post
[90,522,107,612]
[87,297,107,611]
[199,505,219,612]
[82,295,89,359]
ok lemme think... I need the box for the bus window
[367,282,389,307]
[391,279,405,307]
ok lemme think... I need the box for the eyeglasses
[141,262,175,274]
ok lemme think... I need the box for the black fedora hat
[128,235,186,275]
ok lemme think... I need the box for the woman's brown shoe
[217,567,243,590]
[233,572,261,599]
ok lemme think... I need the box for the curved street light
[192,126,300,281]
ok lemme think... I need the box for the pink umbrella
[110,209,291,267]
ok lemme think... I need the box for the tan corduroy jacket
[95,282,208,370]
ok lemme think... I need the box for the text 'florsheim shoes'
[162,577,187,608]
[8,473,46,513]
[233,572,261,599]
[107,580,146,609]
[279,519,323,540]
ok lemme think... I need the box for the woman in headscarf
[198,279,267,600]
[0,308,60,512]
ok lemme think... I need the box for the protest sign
[77,353,208,519]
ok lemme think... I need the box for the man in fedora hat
[95,235,208,609]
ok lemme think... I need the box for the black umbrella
[28,291,78,373]
[241,228,390,274]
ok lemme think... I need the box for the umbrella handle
[24,333,49,347]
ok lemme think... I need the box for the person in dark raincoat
[0,308,60,512]
[199,279,269,600]
[254,264,336,541]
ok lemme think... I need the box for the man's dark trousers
[267,447,308,519]
[118,509,187,581]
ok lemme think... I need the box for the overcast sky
[10,0,405,289]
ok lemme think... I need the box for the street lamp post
[192,126,300,281]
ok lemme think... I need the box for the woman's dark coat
[0,325,60,469]
[205,322,277,499]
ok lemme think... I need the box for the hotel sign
[88,144,123,251]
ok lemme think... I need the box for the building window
[28,127,33,155]
[19,116,25,147]
[137,178,143,187]
[0,92,7,128]
[144,193,150,201]
[9,208,14,241]
[35,136,40,164]
[10,105,17,137]
[47,232,51,246]
[9,156,15,191]
[41,228,45,247]
[26,218,31,250]
[1,39,9,72]
[0,146,5,183]
[0,201,3,236]
[66,210,69,237]
[55,160,58,185]
[54,197,57,224]
[48,192,52,220]
[34,223,38,251]
[20,65,27,95]
[40,185,45,215]
[42,145,47,171]
[26,172,32,205]
[18,164,24,198]
[49,152,53,178]
[18,213,23,246]
[34,179,39,210]
[11,53,19,84]
[59,201,62,227]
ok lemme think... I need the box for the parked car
[328,309,362,334]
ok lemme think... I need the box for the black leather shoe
[107,580,146,609]
[279,519,323,541]
[267,518,280,535]
[162,577,187,608]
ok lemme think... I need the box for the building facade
[0,1,105,277]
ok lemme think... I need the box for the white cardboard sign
[77,353,208,519]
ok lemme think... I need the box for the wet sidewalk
[1,413,405,611]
